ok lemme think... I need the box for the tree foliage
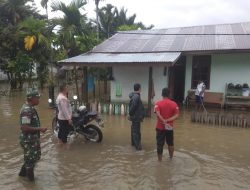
[50,0,92,57]
[0,0,154,90]
[98,4,154,39]
[0,0,43,89]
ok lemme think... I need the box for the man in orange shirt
[154,87,179,161]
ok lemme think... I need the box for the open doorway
[168,56,186,103]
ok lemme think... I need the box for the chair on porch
[185,90,196,108]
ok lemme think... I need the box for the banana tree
[18,17,50,88]
[0,0,44,89]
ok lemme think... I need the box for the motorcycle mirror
[48,98,52,103]
[73,95,78,100]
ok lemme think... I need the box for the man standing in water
[154,87,179,161]
[195,80,206,111]
[56,83,72,147]
[19,88,47,181]
[129,83,145,150]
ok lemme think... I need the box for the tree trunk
[10,80,17,89]
[19,80,23,90]
[95,1,99,40]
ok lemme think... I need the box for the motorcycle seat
[87,111,97,117]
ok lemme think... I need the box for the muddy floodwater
[0,90,250,190]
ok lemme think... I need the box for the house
[59,22,250,112]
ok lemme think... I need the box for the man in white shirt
[195,80,206,111]
[56,83,72,146]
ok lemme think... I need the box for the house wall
[184,56,193,98]
[0,71,8,80]
[153,66,169,102]
[184,53,250,97]
[110,65,168,103]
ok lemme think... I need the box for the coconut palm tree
[40,0,49,18]
[51,0,88,57]
[98,4,116,38]
[50,0,92,99]
[93,0,104,40]
[114,7,154,30]
[98,4,154,38]
[114,7,136,27]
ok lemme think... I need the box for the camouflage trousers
[20,139,41,169]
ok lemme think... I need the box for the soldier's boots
[18,165,26,177]
[26,167,35,181]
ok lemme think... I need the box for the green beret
[26,88,40,98]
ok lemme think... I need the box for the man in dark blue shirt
[129,83,145,150]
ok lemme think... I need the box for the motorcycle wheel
[84,124,103,143]
[52,117,59,136]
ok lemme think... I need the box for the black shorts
[156,128,174,147]
[58,120,71,143]
[195,95,203,104]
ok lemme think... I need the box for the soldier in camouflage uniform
[19,89,47,181]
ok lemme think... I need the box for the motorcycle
[50,98,104,143]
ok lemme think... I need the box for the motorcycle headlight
[78,105,87,112]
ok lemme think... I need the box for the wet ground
[0,90,250,190]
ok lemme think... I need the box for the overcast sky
[34,0,250,29]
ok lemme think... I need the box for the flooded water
[1,90,250,190]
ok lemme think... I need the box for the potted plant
[242,83,249,88]
[242,83,249,96]
[234,84,242,89]
[227,83,234,89]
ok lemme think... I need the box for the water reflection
[0,91,250,190]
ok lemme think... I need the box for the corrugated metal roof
[92,22,250,53]
[59,52,181,65]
